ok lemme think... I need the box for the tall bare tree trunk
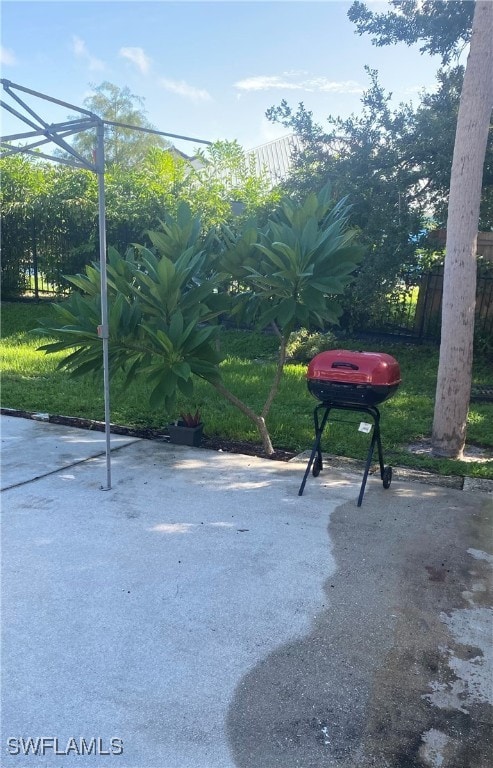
[432,0,493,458]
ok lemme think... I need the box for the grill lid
[307,350,401,387]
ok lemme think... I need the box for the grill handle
[331,361,359,370]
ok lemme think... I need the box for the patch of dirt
[407,438,493,464]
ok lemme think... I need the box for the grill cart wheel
[382,465,392,489]
[312,457,322,477]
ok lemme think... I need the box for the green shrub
[286,328,336,363]
[474,327,493,358]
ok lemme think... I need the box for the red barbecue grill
[298,350,401,506]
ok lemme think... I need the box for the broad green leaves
[222,182,363,334]
[36,211,223,415]
[36,184,361,430]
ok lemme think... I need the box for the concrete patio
[1,414,492,767]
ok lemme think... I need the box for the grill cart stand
[298,401,392,507]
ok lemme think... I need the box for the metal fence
[360,264,493,342]
[0,205,98,299]
[2,228,493,342]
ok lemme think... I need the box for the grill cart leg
[356,406,392,505]
[298,404,331,496]
[357,406,380,507]
[369,404,393,491]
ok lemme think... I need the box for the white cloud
[158,77,212,103]
[0,46,17,66]
[235,73,364,95]
[71,35,105,72]
[236,75,303,91]
[309,78,364,94]
[119,47,151,75]
[402,83,438,96]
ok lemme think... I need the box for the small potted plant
[168,409,204,447]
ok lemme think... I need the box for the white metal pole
[96,120,112,490]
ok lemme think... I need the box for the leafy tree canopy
[267,69,427,328]
[0,138,280,297]
[348,0,474,64]
[68,81,168,168]
[409,65,493,229]
[266,52,493,330]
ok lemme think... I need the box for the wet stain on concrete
[425,564,448,582]
[226,491,493,768]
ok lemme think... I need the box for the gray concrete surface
[1,415,492,768]
[1,415,139,490]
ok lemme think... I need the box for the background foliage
[266,63,493,331]
[0,139,278,298]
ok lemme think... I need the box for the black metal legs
[298,404,331,497]
[357,405,382,506]
[298,402,392,506]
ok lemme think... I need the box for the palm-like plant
[36,209,223,415]
[213,183,363,454]
[36,185,362,454]
[251,183,363,331]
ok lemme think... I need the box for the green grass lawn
[1,301,492,479]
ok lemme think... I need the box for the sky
[1,1,446,156]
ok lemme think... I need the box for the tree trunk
[431,0,493,459]
[210,380,275,456]
[261,332,287,420]
[208,328,290,457]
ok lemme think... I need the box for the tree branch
[209,379,275,455]
[261,333,287,420]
